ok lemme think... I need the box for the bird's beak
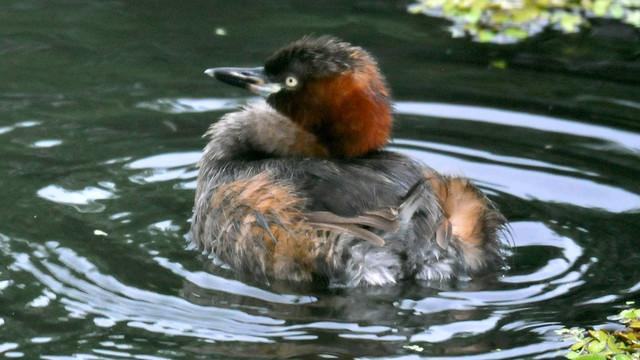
[204,67,282,97]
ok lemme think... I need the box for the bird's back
[191,150,503,286]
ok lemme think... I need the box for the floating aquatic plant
[408,0,640,43]
[556,307,640,359]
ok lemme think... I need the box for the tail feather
[398,178,436,223]
[426,173,507,272]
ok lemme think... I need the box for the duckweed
[408,0,640,43]
[556,308,640,360]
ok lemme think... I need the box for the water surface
[1,1,639,359]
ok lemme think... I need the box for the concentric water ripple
[3,94,637,358]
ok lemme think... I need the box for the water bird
[191,36,507,286]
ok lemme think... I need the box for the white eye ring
[285,76,298,88]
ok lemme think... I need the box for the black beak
[204,67,282,96]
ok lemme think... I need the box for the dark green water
[1,1,639,359]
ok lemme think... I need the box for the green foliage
[556,307,640,360]
[408,0,640,43]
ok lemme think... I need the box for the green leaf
[592,0,610,17]
[464,8,483,24]
[626,331,637,341]
[618,330,638,343]
[512,7,539,22]
[504,28,529,39]
[558,12,582,32]
[625,10,640,27]
[610,4,624,19]
[607,334,621,353]
[572,338,591,350]
[613,355,633,360]
[567,350,581,359]
[408,0,640,43]
[477,29,496,42]
[490,11,511,24]
[587,339,606,353]
[572,354,607,360]
[619,309,640,319]
[589,330,609,343]
[490,60,507,69]
[408,4,425,14]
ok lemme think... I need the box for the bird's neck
[270,71,392,158]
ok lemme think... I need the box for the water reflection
[0,207,592,358]
[395,102,640,153]
[136,97,261,114]
[125,152,200,185]
[36,184,116,213]
[1,93,638,358]
[395,145,640,213]
[154,256,317,305]
[0,120,41,135]
[136,98,244,114]
[9,241,306,343]
[1,0,639,357]
[30,139,62,148]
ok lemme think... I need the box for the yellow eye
[285,76,298,88]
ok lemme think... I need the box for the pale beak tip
[204,68,216,77]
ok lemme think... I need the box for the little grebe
[191,36,507,286]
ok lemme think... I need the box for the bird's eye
[285,76,298,88]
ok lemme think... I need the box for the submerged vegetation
[556,307,640,359]
[409,0,640,43]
